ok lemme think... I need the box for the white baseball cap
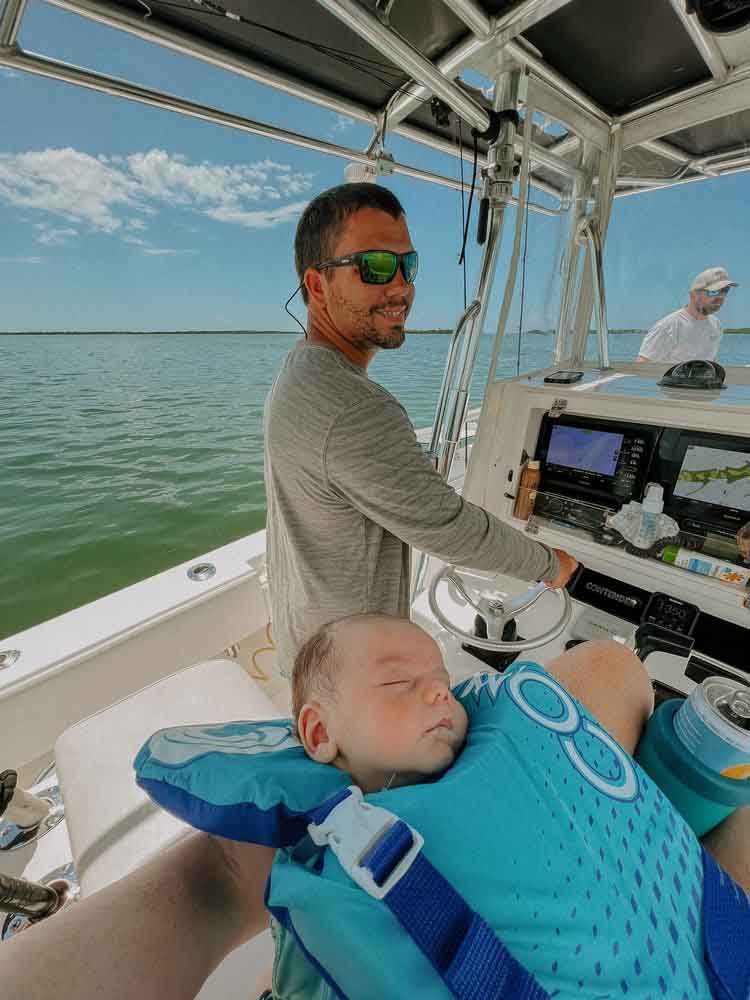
[690,266,738,292]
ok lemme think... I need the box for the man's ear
[304,266,328,310]
[297,702,338,764]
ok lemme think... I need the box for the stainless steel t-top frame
[0,0,24,45]
[410,61,528,601]
[0,0,575,211]
[428,64,527,481]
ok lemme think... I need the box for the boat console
[420,368,750,700]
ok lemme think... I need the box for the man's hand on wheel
[543,548,579,589]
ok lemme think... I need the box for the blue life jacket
[134,661,749,1000]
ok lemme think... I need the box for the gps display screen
[673,445,750,513]
[546,425,624,477]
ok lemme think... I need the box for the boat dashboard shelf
[521,368,750,410]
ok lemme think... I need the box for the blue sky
[1,0,747,332]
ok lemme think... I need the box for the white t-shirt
[638,307,722,363]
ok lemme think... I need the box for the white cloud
[205,200,308,228]
[0,148,143,232]
[36,225,78,246]
[1,69,19,79]
[124,235,148,246]
[330,114,355,135]
[0,148,315,243]
[0,256,43,264]
[124,150,313,213]
[143,248,197,256]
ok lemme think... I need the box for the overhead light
[344,162,378,183]
[344,151,395,184]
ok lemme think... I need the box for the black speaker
[687,0,750,34]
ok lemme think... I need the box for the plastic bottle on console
[630,482,664,549]
[513,460,540,521]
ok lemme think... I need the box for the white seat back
[55,657,283,897]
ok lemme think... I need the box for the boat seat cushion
[55,657,281,897]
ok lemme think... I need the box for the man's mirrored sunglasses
[703,286,732,298]
[316,250,419,285]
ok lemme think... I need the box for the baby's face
[327,619,468,792]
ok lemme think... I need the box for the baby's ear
[297,703,338,764]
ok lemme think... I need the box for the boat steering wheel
[428,565,572,653]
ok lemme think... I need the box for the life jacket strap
[701,846,750,1000]
[309,787,550,1000]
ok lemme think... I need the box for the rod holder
[0,772,65,852]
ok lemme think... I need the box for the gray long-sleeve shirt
[264,340,558,675]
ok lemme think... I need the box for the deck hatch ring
[0,650,20,670]
[188,563,216,582]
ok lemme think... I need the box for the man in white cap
[637,266,738,363]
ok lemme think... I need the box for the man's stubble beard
[344,316,406,352]
[333,293,409,351]
[364,297,411,350]
[364,324,406,350]
[697,303,721,317]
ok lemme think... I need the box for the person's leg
[546,641,750,892]
[0,832,274,1000]
[545,639,654,755]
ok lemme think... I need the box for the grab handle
[633,624,694,665]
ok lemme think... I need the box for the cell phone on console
[543,370,584,384]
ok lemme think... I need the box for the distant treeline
[6,327,750,336]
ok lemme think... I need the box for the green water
[2,331,750,639]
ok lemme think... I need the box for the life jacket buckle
[308,785,424,900]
